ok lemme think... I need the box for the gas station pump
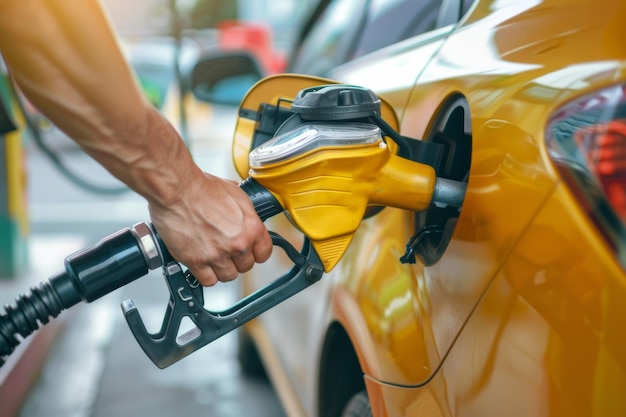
[0,64,28,279]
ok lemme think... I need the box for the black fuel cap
[291,84,381,121]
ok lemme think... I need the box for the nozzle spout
[433,177,467,208]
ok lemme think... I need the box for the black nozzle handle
[239,177,284,221]
[122,232,323,368]
[50,223,161,308]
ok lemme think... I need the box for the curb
[0,235,85,417]
[0,313,68,417]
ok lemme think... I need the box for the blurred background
[0,1,317,416]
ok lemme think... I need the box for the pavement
[0,106,287,417]
[0,237,286,417]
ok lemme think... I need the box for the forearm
[0,0,197,207]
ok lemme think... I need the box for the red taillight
[546,84,626,267]
[575,119,626,221]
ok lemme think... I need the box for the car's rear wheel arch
[318,322,365,417]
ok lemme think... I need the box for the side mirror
[190,51,264,106]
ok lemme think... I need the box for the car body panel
[233,0,626,415]
[319,0,626,378]
[365,180,626,416]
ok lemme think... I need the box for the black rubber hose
[0,277,66,367]
[239,177,283,221]
[0,228,150,367]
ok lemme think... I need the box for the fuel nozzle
[248,122,435,271]
[246,84,466,271]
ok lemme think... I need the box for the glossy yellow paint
[328,0,626,415]
[239,0,626,415]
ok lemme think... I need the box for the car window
[462,0,476,15]
[289,0,448,77]
[351,0,443,60]
[289,0,368,75]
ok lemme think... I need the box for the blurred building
[102,0,317,53]
[102,0,169,36]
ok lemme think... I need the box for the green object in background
[0,219,27,279]
[139,78,164,109]
[0,70,29,279]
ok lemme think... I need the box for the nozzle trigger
[122,232,322,368]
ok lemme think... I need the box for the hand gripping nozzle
[122,232,322,368]
[0,177,320,369]
[121,178,324,368]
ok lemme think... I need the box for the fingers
[156,225,273,287]
[189,262,237,287]
[148,173,274,287]
[186,235,273,287]
[231,249,256,274]
[252,232,273,264]
[186,255,255,287]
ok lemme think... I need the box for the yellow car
[191,0,626,416]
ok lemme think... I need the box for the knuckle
[230,236,250,255]
[236,257,255,273]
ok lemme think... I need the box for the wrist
[133,111,202,209]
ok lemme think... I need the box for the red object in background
[216,20,286,74]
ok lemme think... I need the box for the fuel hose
[0,224,158,367]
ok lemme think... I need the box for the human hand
[148,171,273,286]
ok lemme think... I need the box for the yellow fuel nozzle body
[249,130,436,272]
